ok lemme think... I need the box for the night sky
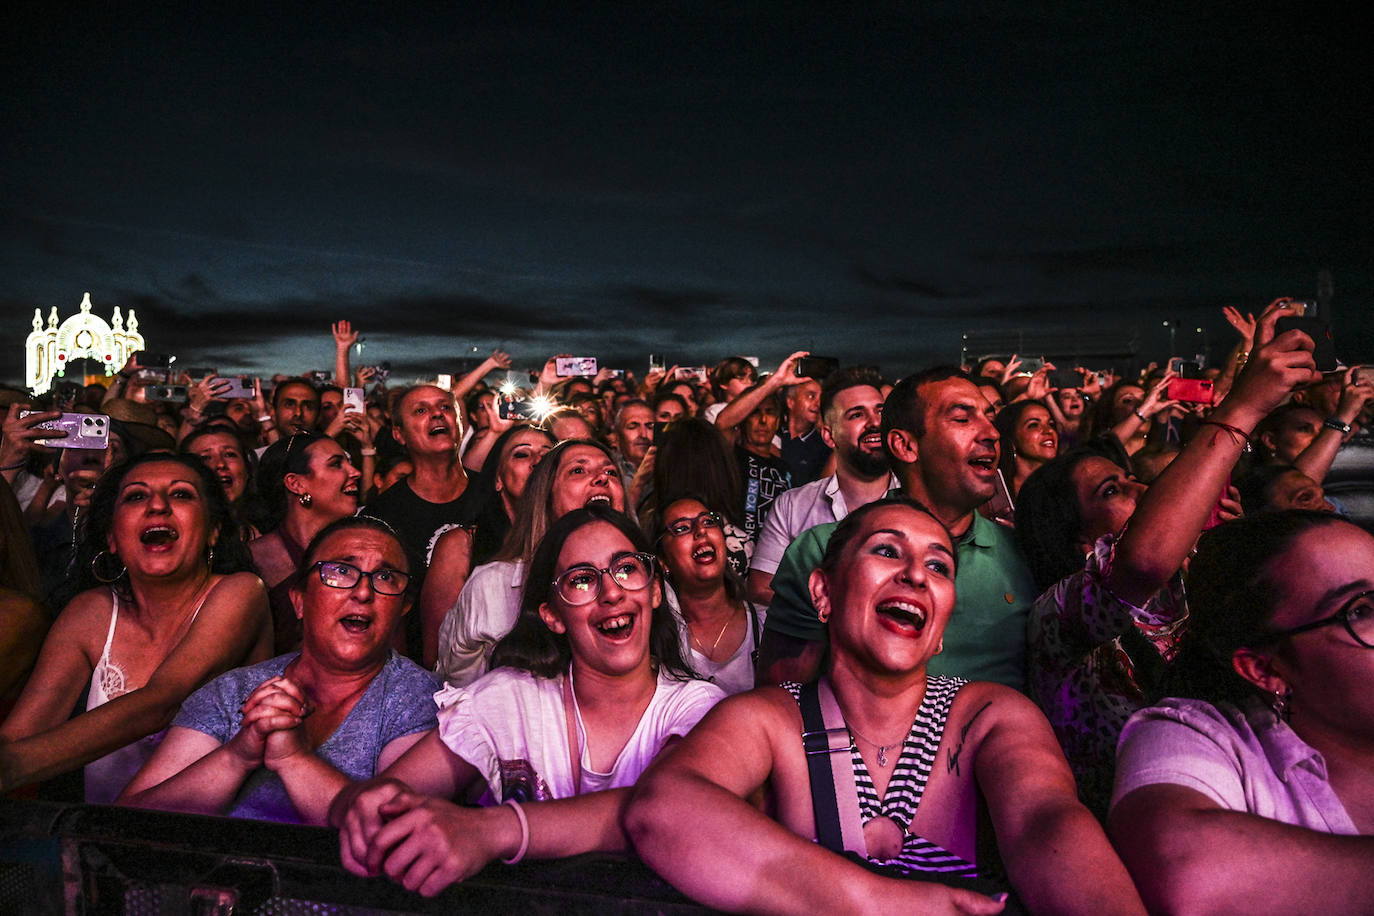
[4,3,1371,389]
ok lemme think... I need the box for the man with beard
[363,384,479,659]
[756,367,1037,690]
[745,367,896,607]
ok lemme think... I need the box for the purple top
[1111,696,1358,835]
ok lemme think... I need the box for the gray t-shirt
[173,651,439,822]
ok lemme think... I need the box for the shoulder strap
[799,678,867,858]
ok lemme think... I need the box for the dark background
[5,3,1371,388]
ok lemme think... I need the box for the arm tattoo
[946,701,993,777]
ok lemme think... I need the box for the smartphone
[137,352,172,369]
[674,366,709,383]
[554,357,597,377]
[1167,359,1206,379]
[648,354,666,374]
[184,366,217,379]
[985,469,1015,525]
[20,411,110,449]
[498,394,537,421]
[608,369,626,379]
[653,420,673,445]
[1049,369,1082,390]
[144,384,190,403]
[307,370,332,385]
[134,368,170,384]
[343,387,366,415]
[212,377,255,399]
[436,374,453,391]
[1166,377,1215,404]
[1014,357,1046,377]
[1287,299,1318,317]
[1355,366,1374,386]
[1203,473,1232,531]
[795,356,839,380]
[1275,315,1338,373]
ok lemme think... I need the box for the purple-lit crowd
[1,301,1371,913]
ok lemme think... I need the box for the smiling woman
[0,453,273,801]
[327,506,722,897]
[251,433,364,654]
[116,517,438,824]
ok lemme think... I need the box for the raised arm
[333,321,358,387]
[1291,366,1374,484]
[971,686,1145,915]
[0,573,271,791]
[452,350,513,402]
[1107,302,1317,604]
[715,351,809,434]
[1111,784,1374,914]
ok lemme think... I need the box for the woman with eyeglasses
[118,517,438,824]
[654,495,761,695]
[435,438,629,686]
[330,505,723,897]
[251,432,363,654]
[1108,510,1374,913]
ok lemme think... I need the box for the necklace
[691,605,740,661]
[845,721,908,767]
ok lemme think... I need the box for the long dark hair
[180,423,269,534]
[647,417,744,529]
[255,431,326,532]
[74,452,254,597]
[651,492,746,603]
[492,438,628,565]
[1014,441,1132,591]
[1159,511,1345,708]
[489,505,695,681]
[470,424,556,566]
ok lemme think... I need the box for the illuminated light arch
[24,292,146,395]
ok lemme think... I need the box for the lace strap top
[87,584,213,710]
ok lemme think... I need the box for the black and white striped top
[788,675,977,878]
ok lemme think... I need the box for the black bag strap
[798,678,866,857]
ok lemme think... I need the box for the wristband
[1199,419,1252,452]
[1323,417,1353,435]
[257,414,272,423]
[0,460,26,472]
[501,799,530,865]
[359,447,376,456]
[1132,408,1147,422]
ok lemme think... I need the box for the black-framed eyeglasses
[662,511,723,539]
[1259,589,1374,649]
[551,552,656,606]
[312,560,411,596]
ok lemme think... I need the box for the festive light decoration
[25,292,146,395]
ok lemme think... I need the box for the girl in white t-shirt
[330,505,723,897]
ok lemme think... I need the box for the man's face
[225,399,257,436]
[787,380,821,430]
[273,383,320,436]
[393,385,460,457]
[742,400,781,456]
[907,378,1000,516]
[614,405,653,465]
[824,385,887,478]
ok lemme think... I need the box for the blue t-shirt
[173,651,439,822]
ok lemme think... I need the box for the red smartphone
[1166,377,1214,405]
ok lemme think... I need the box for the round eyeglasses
[312,560,411,596]
[1260,589,1374,649]
[551,552,656,606]
[662,511,723,539]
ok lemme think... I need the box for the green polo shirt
[763,511,1036,689]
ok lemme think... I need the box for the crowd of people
[1,301,1371,913]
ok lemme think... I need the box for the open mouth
[584,493,613,507]
[968,454,997,475]
[691,544,716,564]
[342,482,360,496]
[339,614,373,634]
[876,600,927,636]
[859,431,883,450]
[140,526,178,546]
[595,613,636,640]
[427,422,452,437]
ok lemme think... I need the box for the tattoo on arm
[945,701,993,777]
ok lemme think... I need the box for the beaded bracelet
[501,799,530,865]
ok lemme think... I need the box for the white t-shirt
[435,667,724,803]
[434,559,526,687]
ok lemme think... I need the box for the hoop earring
[298,492,312,508]
[91,550,126,584]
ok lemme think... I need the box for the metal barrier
[0,799,714,915]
